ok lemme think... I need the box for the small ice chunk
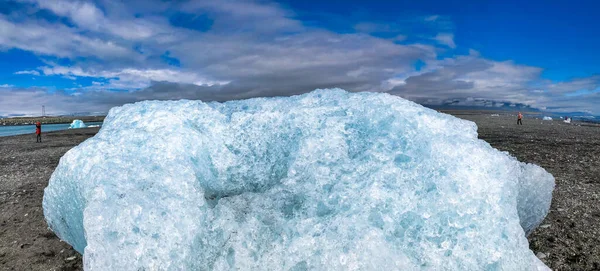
[536,252,547,259]
[68,120,87,129]
[44,89,554,270]
[542,116,552,121]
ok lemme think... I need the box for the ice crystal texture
[44,89,554,270]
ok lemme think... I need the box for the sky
[0,0,599,116]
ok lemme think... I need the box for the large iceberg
[44,89,554,270]
[69,119,87,129]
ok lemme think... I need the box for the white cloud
[182,0,302,33]
[14,70,40,76]
[24,0,105,29]
[40,65,228,90]
[0,15,133,59]
[3,0,432,93]
[19,0,166,40]
[545,75,600,94]
[354,22,394,33]
[424,15,440,22]
[387,54,600,114]
[0,0,598,115]
[433,33,456,48]
[390,55,540,101]
[468,49,481,56]
[393,34,407,42]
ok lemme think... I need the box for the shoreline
[0,123,104,138]
[0,116,105,127]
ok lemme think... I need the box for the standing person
[35,121,42,143]
[517,112,523,125]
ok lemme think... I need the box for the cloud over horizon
[0,0,598,116]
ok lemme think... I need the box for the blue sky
[284,0,599,81]
[0,0,598,116]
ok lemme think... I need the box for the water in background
[0,122,103,137]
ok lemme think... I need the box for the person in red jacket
[35,121,42,143]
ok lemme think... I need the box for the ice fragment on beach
[542,116,553,121]
[68,120,86,129]
[43,89,555,270]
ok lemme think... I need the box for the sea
[0,122,103,137]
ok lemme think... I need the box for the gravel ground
[451,113,600,271]
[0,112,599,270]
[0,128,98,271]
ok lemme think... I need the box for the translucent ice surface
[43,89,554,270]
[542,116,553,121]
[69,119,87,129]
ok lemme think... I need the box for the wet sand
[0,113,599,270]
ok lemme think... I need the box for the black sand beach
[1,113,599,270]
[453,113,600,270]
[0,128,97,270]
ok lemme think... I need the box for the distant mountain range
[1,106,597,123]
[0,112,107,119]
